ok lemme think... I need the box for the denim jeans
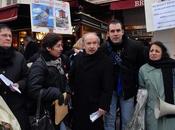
[104,91,117,130]
[104,91,134,130]
[60,122,67,130]
[120,97,134,130]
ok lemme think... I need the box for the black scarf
[106,39,123,65]
[0,46,15,68]
[148,58,175,104]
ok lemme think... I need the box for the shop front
[72,12,108,42]
[110,0,153,43]
[0,4,32,48]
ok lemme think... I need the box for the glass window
[0,0,2,7]
[7,0,11,5]
[13,0,17,3]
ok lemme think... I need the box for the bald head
[82,32,100,44]
[82,32,100,55]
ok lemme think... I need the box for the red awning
[0,4,19,22]
[110,0,144,10]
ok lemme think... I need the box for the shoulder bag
[30,89,55,130]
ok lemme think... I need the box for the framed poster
[31,0,72,34]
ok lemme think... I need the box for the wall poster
[31,0,72,34]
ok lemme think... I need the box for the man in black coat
[69,32,114,130]
[0,24,30,130]
[18,36,39,62]
[101,19,147,130]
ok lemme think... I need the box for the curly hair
[149,41,170,60]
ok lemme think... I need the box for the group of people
[0,18,175,130]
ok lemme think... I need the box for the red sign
[110,0,144,10]
[0,4,18,22]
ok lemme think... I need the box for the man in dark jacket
[69,32,113,130]
[18,36,39,62]
[0,24,30,130]
[101,19,147,130]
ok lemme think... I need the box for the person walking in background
[101,19,147,130]
[69,32,113,130]
[0,24,30,130]
[18,36,39,62]
[27,33,71,130]
[138,41,175,130]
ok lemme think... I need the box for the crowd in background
[0,18,175,130]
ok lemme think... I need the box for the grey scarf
[45,58,64,75]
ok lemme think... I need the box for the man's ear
[106,31,110,40]
[107,31,109,37]
[122,29,124,34]
[97,44,100,48]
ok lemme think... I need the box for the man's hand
[98,108,106,116]
[10,83,19,92]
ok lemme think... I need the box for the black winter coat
[0,51,30,130]
[69,50,113,130]
[27,54,70,104]
[100,35,147,99]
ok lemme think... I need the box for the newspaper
[90,111,102,122]
[0,74,21,94]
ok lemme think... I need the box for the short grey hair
[82,32,100,44]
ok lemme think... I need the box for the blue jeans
[104,91,134,130]
[60,122,67,130]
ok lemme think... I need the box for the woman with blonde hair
[67,38,84,66]
[72,38,83,53]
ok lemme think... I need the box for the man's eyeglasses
[0,34,12,38]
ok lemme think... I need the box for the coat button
[2,71,5,74]
[4,91,7,94]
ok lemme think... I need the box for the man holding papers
[69,32,113,130]
[0,24,30,130]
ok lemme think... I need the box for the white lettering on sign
[135,0,144,7]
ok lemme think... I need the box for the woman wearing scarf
[138,41,175,130]
[27,33,71,130]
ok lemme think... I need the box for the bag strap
[35,89,43,119]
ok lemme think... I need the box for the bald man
[69,32,114,130]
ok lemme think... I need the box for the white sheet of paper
[90,111,101,122]
[0,74,21,94]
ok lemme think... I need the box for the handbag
[30,89,55,130]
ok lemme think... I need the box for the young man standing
[101,19,147,130]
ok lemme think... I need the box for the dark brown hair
[0,24,11,32]
[107,19,124,31]
[149,41,169,59]
[41,33,62,51]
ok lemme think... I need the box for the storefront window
[7,0,17,5]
